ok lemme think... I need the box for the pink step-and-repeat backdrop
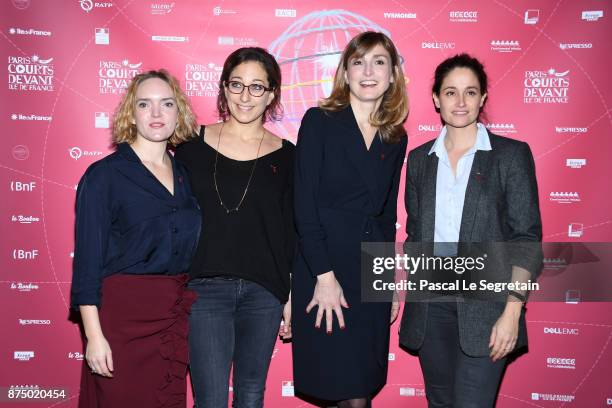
[2,1,611,407]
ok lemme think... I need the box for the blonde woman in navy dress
[71,70,200,407]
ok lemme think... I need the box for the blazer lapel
[336,106,379,205]
[458,149,491,241]
[421,152,438,242]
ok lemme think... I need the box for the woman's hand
[86,335,114,377]
[280,293,292,340]
[306,271,348,334]
[80,305,113,377]
[489,306,520,362]
[390,297,400,324]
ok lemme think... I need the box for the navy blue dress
[292,106,407,400]
[70,142,201,309]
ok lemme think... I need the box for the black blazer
[399,131,543,357]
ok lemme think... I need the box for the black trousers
[418,301,506,408]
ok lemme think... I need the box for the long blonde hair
[320,31,408,143]
[112,69,197,146]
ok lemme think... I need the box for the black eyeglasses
[225,80,272,97]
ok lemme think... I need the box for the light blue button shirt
[429,123,491,256]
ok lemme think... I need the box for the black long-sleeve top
[70,142,202,309]
[175,127,295,303]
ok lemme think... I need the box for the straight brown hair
[319,31,408,143]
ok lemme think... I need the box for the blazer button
[173,250,179,255]
[172,227,178,233]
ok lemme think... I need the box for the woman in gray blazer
[399,54,542,407]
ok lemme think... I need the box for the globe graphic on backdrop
[268,9,390,140]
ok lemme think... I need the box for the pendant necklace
[213,122,265,214]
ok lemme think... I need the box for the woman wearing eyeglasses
[175,47,294,408]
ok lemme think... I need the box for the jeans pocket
[188,277,211,287]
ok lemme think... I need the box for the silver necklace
[212,122,265,214]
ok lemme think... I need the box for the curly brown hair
[112,69,197,146]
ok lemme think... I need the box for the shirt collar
[428,123,492,156]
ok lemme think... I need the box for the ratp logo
[68,147,103,160]
[80,0,93,12]
[80,0,113,13]
[69,147,82,160]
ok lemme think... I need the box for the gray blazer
[398,131,543,357]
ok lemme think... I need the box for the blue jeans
[188,277,283,408]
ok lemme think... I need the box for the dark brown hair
[432,53,488,120]
[217,47,283,123]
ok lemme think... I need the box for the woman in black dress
[291,31,409,407]
[175,47,294,408]
[71,69,200,407]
